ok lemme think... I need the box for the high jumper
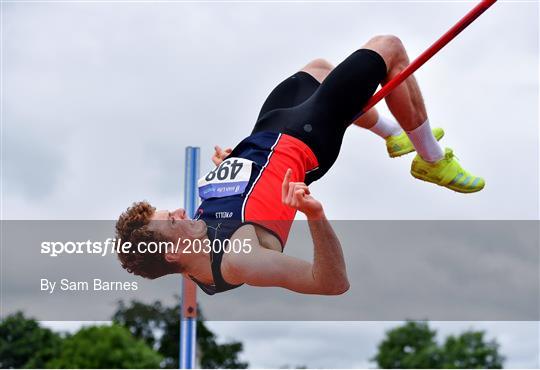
[116,0,496,296]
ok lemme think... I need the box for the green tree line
[1,301,504,369]
[0,298,247,369]
[372,321,504,369]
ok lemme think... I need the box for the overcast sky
[3,0,539,368]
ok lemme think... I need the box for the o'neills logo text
[215,212,233,219]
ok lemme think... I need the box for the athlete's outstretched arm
[281,169,349,294]
[222,170,349,295]
[224,226,349,295]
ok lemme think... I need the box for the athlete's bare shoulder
[221,223,282,285]
[232,224,282,252]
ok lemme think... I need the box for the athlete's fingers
[291,188,303,206]
[219,147,232,159]
[290,183,310,199]
[282,169,292,202]
[282,172,288,203]
[294,183,310,195]
[287,181,296,205]
[293,189,306,208]
[289,183,308,206]
[214,145,222,153]
[211,152,221,165]
[288,182,301,202]
[290,192,297,207]
[284,168,292,183]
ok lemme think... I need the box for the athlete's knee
[363,34,407,68]
[366,34,404,50]
[301,58,334,83]
[304,58,334,71]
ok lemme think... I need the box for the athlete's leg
[256,59,331,122]
[307,62,405,142]
[285,37,484,192]
[302,60,391,132]
[303,59,395,134]
[363,35,484,192]
[354,36,424,131]
[277,48,389,183]
[253,59,328,134]
[363,35,427,131]
[300,58,334,83]
[303,58,424,148]
[355,105,444,158]
[361,35,443,163]
[352,107,378,129]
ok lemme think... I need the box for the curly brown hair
[115,201,180,279]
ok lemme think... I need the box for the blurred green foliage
[113,298,248,369]
[372,321,504,369]
[45,325,162,368]
[0,298,247,369]
[0,312,62,368]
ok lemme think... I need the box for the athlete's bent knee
[303,58,334,71]
[364,34,406,69]
[366,34,404,51]
[301,58,334,83]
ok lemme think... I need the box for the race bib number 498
[198,158,254,200]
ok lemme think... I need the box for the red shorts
[243,133,319,245]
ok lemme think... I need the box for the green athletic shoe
[386,128,445,158]
[411,148,485,193]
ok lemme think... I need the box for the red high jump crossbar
[353,0,498,122]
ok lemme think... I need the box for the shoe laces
[444,148,458,161]
[444,148,467,176]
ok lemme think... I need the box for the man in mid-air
[116,35,484,295]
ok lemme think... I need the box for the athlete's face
[149,208,207,242]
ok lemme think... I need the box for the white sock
[406,119,444,162]
[369,115,403,139]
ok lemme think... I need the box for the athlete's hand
[282,168,324,219]
[212,145,232,166]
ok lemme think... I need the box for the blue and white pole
[180,146,200,369]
